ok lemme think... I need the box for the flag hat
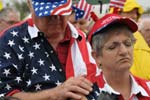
[32,0,72,17]
[88,14,138,42]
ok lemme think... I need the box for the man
[0,0,99,100]
[68,6,88,34]
[130,17,150,80]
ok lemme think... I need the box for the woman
[90,14,150,100]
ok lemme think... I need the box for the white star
[28,51,34,59]
[3,69,11,77]
[55,80,62,86]
[44,11,48,14]
[49,64,56,72]
[45,52,49,57]
[10,30,18,37]
[8,40,15,47]
[26,79,31,87]
[40,7,44,10]
[35,84,42,91]
[13,64,18,69]
[31,67,38,75]
[43,74,50,81]
[38,59,44,66]
[0,80,2,83]
[35,2,39,6]
[15,76,22,83]
[5,84,11,90]
[95,91,100,96]
[45,6,50,9]
[3,52,11,59]
[19,45,24,52]
[17,53,24,60]
[22,37,29,43]
[33,42,40,50]
[0,61,1,67]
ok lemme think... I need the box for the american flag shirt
[0,19,99,99]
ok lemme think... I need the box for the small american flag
[76,0,93,21]
[109,0,126,9]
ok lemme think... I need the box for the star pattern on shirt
[19,45,25,52]
[45,52,49,57]
[3,69,11,77]
[17,53,24,60]
[0,61,1,67]
[49,64,56,72]
[5,84,11,90]
[33,42,40,50]
[13,64,18,69]
[31,67,38,75]
[35,84,42,91]
[10,30,18,37]
[15,76,22,83]
[26,79,31,87]
[55,80,62,86]
[43,74,50,81]
[28,51,34,59]
[38,59,44,66]
[0,28,67,95]
[3,52,11,59]
[22,36,29,43]
[8,40,15,47]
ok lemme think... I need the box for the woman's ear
[92,51,101,68]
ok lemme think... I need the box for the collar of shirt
[100,73,149,97]
[27,19,81,40]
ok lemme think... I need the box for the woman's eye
[107,45,116,50]
[124,41,132,47]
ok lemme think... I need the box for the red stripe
[6,89,21,96]
[77,30,97,83]
[59,8,72,15]
[85,5,92,20]
[110,1,124,7]
[65,38,75,79]
[51,0,71,15]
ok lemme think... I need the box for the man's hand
[51,76,93,100]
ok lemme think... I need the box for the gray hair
[0,7,20,21]
[91,23,135,57]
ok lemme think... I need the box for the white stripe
[146,81,150,90]
[86,42,100,76]
[71,41,87,77]
[110,0,125,4]
[109,4,124,8]
[53,0,72,15]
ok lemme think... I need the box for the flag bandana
[76,0,93,21]
[109,0,126,9]
[72,6,85,20]
[32,0,72,17]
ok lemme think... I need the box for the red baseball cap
[88,14,138,42]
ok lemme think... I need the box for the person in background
[131,17,150,80]
[90,14,150,100]
[0,7,20,32]
[109,0,144,22]
[69,6,88,34]
[0,0,100,100]
[109,0,150,80]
